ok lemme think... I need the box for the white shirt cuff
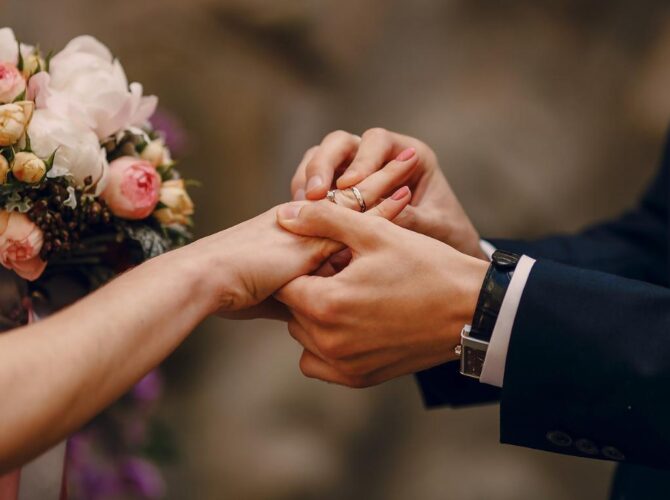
[479,254,536,388]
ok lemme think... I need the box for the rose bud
[0,155,8,184]
[154,179,194,225]
[140,138,171,167]
[0,62,26,104]
[21,53,44,79]
[0,211,47,281]
[12,152,46,184]
[102,156,161,219]
[0,101,34,146]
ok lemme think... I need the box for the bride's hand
[291,128,485,260]
[184,188,411,318]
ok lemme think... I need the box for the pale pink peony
[102,156,161,219]
[0,211,47,281]
[0,62,26,104]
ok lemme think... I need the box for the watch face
[460,346,487,378]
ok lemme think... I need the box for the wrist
[441,256,489,362]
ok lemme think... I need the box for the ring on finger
[350,186,366,213]
[326,190,338,204]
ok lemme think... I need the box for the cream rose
[12,152,46,184]
[140,138,172,167]
[154,179,194,225]
[46,35,157,139]
[0,211,47,281]
[102,156,161,219]
[27,108,108,191]
[0,155,8,183]
[0,101,33,146]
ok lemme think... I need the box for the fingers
[275,274,329,311]
[276,188,410,249]
[336,128,413,189]
[299,349,353,385]
[304,131,361,200]
[291,146,319,200]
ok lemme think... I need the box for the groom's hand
[275,201,488,388]
[291,128,486,260]
[211,188,412,320]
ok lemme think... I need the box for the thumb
[276,187,411,249]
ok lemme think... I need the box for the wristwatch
[457,250,520,379]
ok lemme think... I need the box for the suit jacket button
[602,446,625,461]
[575,439,599,455]
[546,431,572,447]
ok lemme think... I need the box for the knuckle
[325,129,351,142]
[363,127,389,141]
[345,376,372,389]
[315,334,346,360]
[298,355,314,378]
[301,202,329,225]
[303,145,319,159]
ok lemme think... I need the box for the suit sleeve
[500,259,670,468]
[416,139,670,408]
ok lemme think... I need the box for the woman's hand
[274,200,489,388]
[186,188,412,319]
[291,128,486,260]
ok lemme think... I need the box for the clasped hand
[274,129,489,388]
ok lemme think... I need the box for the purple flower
[131,370,163,403]
[150,109,188,156]
[122,457,166,499]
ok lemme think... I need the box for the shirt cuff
[479,254,536,388]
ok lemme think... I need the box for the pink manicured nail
[278,204,302,220]
[294,188,306,201]
[306,175,323,192]
[391,186,410,200]
[395,147,416,162]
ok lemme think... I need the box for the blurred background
[4,0,670,498]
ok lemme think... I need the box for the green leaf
[12,89,26,103]
[44,50,54,72]
[44,147,58,170]
[16,43,23,71]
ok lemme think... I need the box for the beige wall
[4,0,670,498]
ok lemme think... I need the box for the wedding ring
[350,186,366,212]
[326,190,338,204]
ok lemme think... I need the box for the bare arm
[0,192,411,472]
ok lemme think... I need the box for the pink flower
[102,156,161,219]
[0,211,47,281]
[0,62,26,104]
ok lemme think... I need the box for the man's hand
[275,201,488,388]
[291,128,486,260]
[205,188,412,319]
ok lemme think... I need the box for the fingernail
[391,186,410,200]
[294,188,306,201]
[306,175,323,193]
[395,147,416,162]
[278,203,302,220]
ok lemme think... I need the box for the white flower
[46,35,157,139]
[0,27,37,65]
[0,101,33,146]
[27,109,109,192]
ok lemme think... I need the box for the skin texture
[275,201,488,388]
[291,128,486,260]
[0,193,411,472]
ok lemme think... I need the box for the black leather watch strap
[470,250,521,342]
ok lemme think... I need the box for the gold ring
[350,187,366,212]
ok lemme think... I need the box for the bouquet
[0,27,194,284]
[0,27,195,498]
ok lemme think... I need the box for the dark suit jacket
[416,133,670,498]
